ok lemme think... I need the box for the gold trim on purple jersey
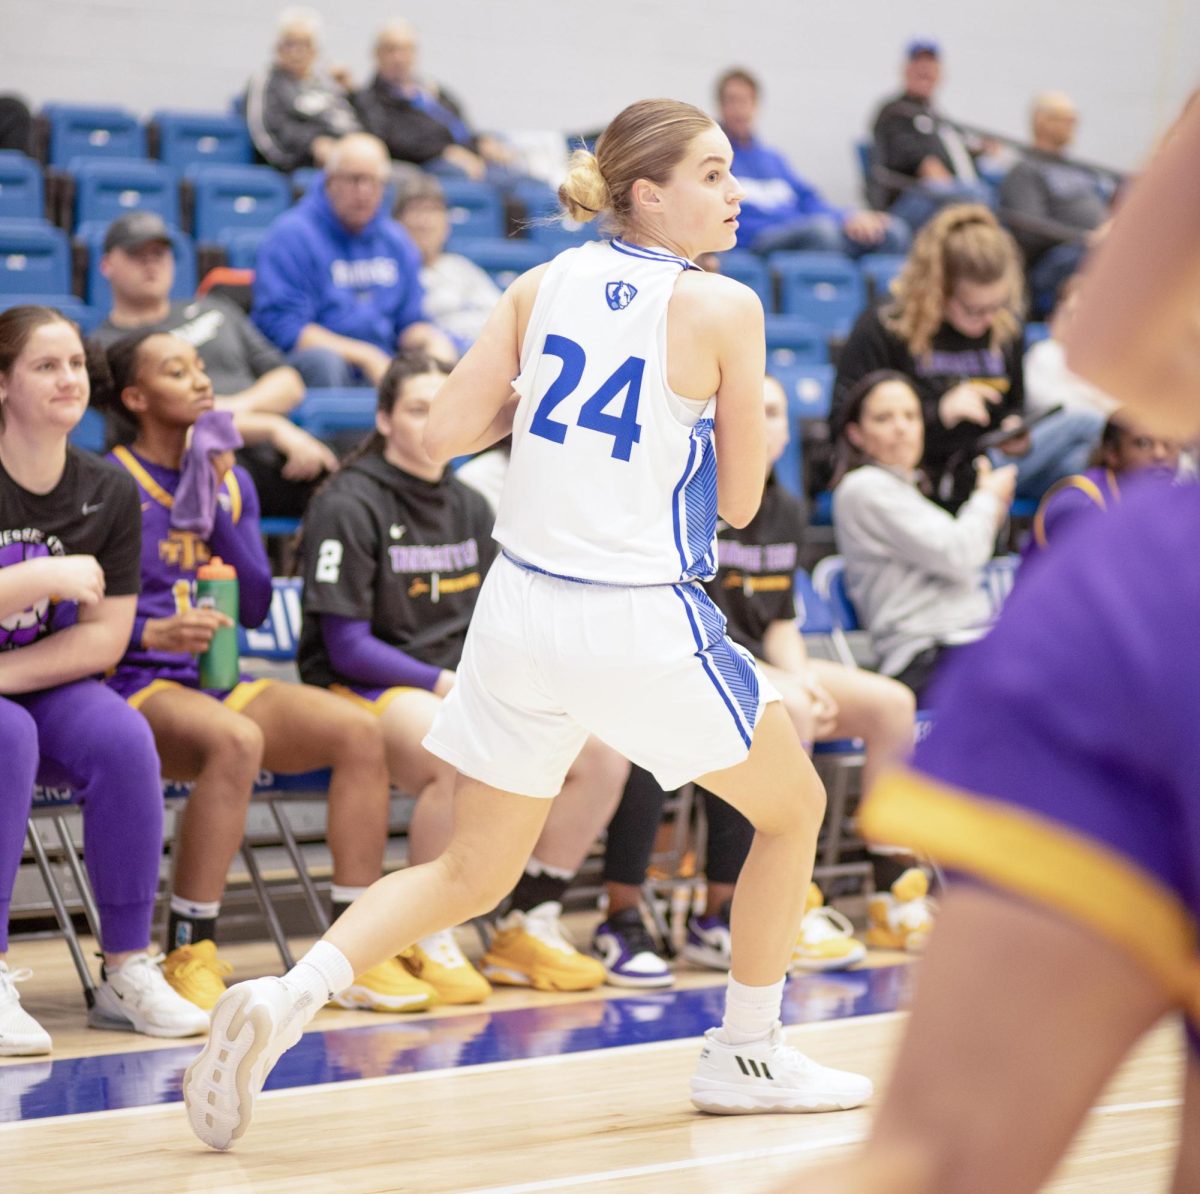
[328,682,420,715]
[860,766,1199,1016]
[1031,469,1120,549]
[112,444,243,524]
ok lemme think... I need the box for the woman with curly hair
[834,204,1098,509]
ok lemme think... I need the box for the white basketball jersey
[494,238,718,585]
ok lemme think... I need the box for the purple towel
[170,410,243,537]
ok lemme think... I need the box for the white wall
[4,0,1198,203]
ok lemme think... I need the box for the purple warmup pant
[0,678,162,953]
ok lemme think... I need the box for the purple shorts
[106,666,275,714]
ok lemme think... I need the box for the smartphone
[975,404,1063,450]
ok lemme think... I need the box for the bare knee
[439,843,524,920]
[332,710,388,773]
[208,716,264,784]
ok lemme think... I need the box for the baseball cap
[905,38,941,60]
[103,211,173,253]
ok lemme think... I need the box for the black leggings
[601,765,754,888]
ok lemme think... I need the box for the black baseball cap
[103,211,173,253]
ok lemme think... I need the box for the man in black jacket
[352,21,514,180]
[871,40,992,230]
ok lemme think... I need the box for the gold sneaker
[329,957,437,1013]
[482,901,606,992]
[790,883,867,972]
[400,930,491,1005]
[163,940,233,1011]
[866,868,936,952]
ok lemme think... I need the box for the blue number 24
[528,334,644,462]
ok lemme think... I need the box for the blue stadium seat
[44,104,145,168]
[68,406,107,453]
[763,314,827,366]
[218,227,267,270]
[772,361,834,421]
[716,249,772,310]
[0,293,101,334]
[793,567,836,636]
[448,236,550,288]
[152,110,252,172]
[510,178,559,225]
[438,178,505,240]
[76,220,195,308]
[770,251,866,336]
[1024,321,1051,347]
[0,152,45,221]
[292,389,378,438]
[189,164,291,243]
[71,158,180,231]
[526,221,599,251]
[858,252,907,303]
[0,221,70,295]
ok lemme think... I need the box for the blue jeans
[750,212,911,258]
[890,178,994,232]
[991,407,1106,502]
[1028,241,1088,318]
[286,347,368,389]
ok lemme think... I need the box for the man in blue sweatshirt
[253,132,455,386]
[717,69,911,259]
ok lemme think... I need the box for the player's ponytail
[88,328,159,445]
[558,99,715,233]
[558,149,610,224]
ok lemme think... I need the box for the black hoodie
[297,452,497,688]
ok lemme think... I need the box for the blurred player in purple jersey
[798,98,1200,1194]
[94,330,424,1015]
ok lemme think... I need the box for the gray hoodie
[833,464,1000,676]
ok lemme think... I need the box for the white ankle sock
[169,894,221,919]
[721,976,784,1044]
[281,941,355,1020]
[330,884,368,906]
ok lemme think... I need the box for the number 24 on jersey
[529,334,644,462]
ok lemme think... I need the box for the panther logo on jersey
[0,539,53,649]
[605,280,638,311]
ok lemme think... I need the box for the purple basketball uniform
[860,476,1200,1045]
[104,446,271,701]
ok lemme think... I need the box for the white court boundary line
[457,1133,868,1193]
[0,1013,904,1131]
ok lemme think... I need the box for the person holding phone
[834,205,1099,510]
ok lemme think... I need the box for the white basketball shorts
[423,554,779,798]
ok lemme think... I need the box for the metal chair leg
[239,842,295,970]
[51,813,102,943]
[25,821,96,1006]
[265,798,330,932]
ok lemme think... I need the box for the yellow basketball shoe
[791,884,867,972]
[329,957,437,1013]
[482,901,606,992]
[163,940,234,1011]
[400,930,492,1005]
[866,868,936,952]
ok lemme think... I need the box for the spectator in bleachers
[92,212,336,518]
[352,20,515,180]
[716,68,910,258]
[870,40,994,231]
[0,95,33,155]
[836,204,1100,509]
[245,6,362,172]
[1028,410,1183,558]
[253,133,455,387]
[0,305,208,1049]
[298,353,625,1001]
[832,370,1015,700]
[94,329,425,1014]
[999,93,1109,315]
[394,174,502,352]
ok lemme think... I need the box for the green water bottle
[196,557,240,690]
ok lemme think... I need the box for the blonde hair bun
[557,149,609,224]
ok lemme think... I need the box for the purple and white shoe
[592,909,673,988]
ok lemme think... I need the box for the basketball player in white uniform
[185,98,872,1152]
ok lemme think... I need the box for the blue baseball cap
[905,38,941,60]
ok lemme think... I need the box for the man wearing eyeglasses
[253,133,457,387]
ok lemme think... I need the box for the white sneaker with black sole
[0,962,52,1056]
[89,952,210,1038]
[184,976,310,1150]
[690,1022,873,1114]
